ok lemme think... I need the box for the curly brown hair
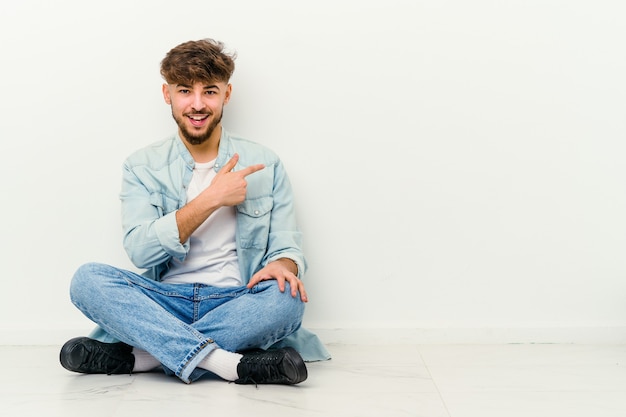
[160,39,236,85]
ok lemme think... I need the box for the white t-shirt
[161,159,242,287]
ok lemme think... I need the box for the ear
[223,83,233,105]
[162,83,172,105]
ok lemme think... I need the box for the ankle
[198,348,243,381]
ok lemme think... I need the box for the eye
[205,90,217,95]
[178,89,190,94]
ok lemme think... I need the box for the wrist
[277,258,298,276]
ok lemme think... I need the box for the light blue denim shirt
[121,129,306,283]
[90,129,330,362]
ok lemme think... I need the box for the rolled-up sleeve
[262,159,307,277]
[120,162,188,270]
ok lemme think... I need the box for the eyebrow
[175,83,220,90]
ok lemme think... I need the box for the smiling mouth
[187,114,210,126]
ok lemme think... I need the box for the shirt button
[254,210,260,215]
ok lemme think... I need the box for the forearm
[176,154,265,243]
[175,192,221,243]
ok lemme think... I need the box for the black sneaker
[235,347,307,385]
[60,337,135,375]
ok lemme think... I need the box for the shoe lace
[88,346,131,375]
[239,352,284,384]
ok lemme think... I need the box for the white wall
[1,0,625,345]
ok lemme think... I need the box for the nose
[191,92,206,112]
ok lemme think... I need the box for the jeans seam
[177,338,216,383]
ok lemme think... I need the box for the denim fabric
[70,262,305,383]
[120,129,307,283]
[81,129,330,365]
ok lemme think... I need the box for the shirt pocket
[149,192,179,217]
[237,196,274,249]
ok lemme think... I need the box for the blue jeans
[69,262,305,383]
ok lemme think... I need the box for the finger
[284,274,305,300]
[239,163,265,177]
[247,270,265,288]
[288,275,307,302]
[276,275,286,293]
[246,276,258,289]
[247,269,265,288]
[289,276,299,298]
[298,283,308,303]
[219,154,239,174]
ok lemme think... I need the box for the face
[162,80,232,146]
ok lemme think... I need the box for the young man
[59,39,329,385]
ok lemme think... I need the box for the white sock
[132,348,162,372]
[198,348,243,381]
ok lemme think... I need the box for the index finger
[238,163,265,177]
[219,154,240,173]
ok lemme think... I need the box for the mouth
[186,113,210,127]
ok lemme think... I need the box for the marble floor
[2,343,626,417]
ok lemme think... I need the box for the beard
[172,107,223,145]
